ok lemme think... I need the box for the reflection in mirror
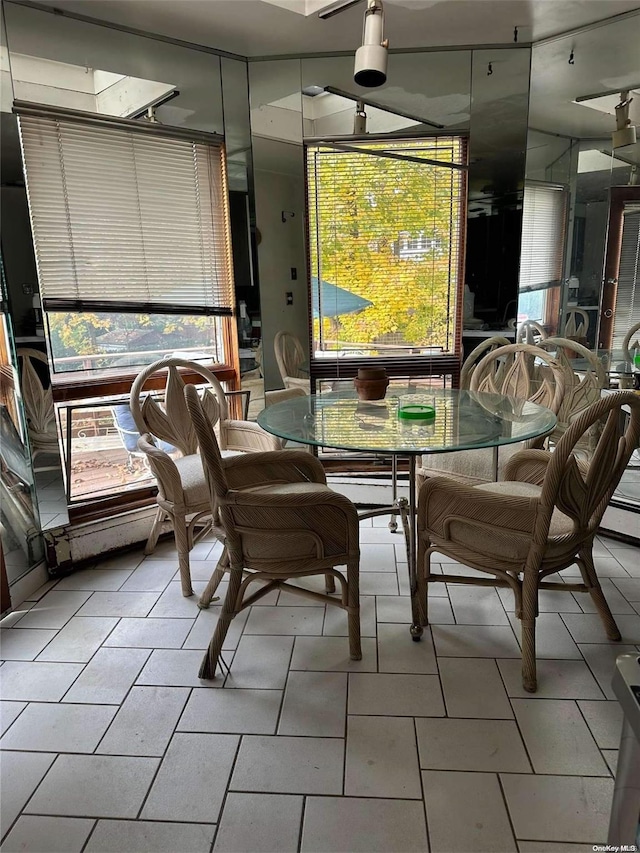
[3,2,224,133]
[466,48,530,338]
[521,11,640,517]
[249,59,308,391]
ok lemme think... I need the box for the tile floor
[1,519,639,852]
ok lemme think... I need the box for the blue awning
[311,277,373,318]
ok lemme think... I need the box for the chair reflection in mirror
[563,307,590,343]
[516,320,548,345]
[16,348,60,471]
[274,331,310,393]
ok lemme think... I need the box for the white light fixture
[613,90,637,149]
[354,0,388,88]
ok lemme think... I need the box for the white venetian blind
[612,205,640,349]
[17,108,234,315]
[519,183,567,292]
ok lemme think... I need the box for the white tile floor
[0,519,638,853]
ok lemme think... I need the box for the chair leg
[198,548,228,609]
[520,570,539,693]
[577,548,621,641]
[173,512,193,598]
[325,574,336,594]
[199,564,243,679]
[346,558,362,661]
[144,507,166,556]
[417,545,430,626]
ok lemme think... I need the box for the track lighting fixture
[353,101,367,134]
[354,0,388,88]
[613,91,637,148]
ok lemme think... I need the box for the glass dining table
[257,385,557,641]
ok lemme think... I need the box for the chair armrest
[503,449,552,485]
[222,419,283,452]
[137,433,183,502]
[418,475,538,541]
[227,485,354,512]
[222,450,327,488]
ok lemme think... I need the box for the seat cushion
[430,480,576,565]
[173,454,209,507]
[475,481,575,540]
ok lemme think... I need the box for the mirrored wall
[249,45,532,388]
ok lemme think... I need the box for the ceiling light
[613,91,637,149]
[354,0,388,88]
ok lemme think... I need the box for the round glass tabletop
[257,387,557,455]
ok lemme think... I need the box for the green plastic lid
[397,403,436,420]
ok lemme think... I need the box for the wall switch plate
[286,291,293,305]
[291,267,297,280]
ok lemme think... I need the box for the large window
[307,137,466,359]
[18,104,234,374]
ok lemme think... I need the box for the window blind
[17,107,234,315]
[307,137,466,355]
[612,206,640,349]
[519,183,567,293]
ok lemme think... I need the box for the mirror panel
[465,48,530,335]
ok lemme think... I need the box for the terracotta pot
[353,367,389,400]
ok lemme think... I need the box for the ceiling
[31,0,640,57]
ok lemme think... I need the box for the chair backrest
[460,336,511,390]
[274,331,306,382]
[129,357,227,456]
[564,307,589,340]
[535,337,606,430]
[16,348,56,442]
[183,383,229,506]
[538,392,640,540]
[470,343,566,415]
[622,320,640,362]
[516,320,547,345]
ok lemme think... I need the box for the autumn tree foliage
[307,138,464,354]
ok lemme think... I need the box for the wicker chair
[274,331,310,392]
[564,307,590,341]
[417,391,640,692]
[17,348,60,470]
[622,320,640,362]
[516,320,548,345]
[535,336,606,451]
[417,342,565,488]
[184,382,362,679]
[130,357,281,597]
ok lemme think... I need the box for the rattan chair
[17,348,60,470]
[130,357,281,597]
[516,320,548,345]
[417,342,565,487]
[417,391,640,692]
[564,307,590,341]
[274,331,310,392]
[184,382,362,679]
[535,336,606,451]
[622,320,640,362]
